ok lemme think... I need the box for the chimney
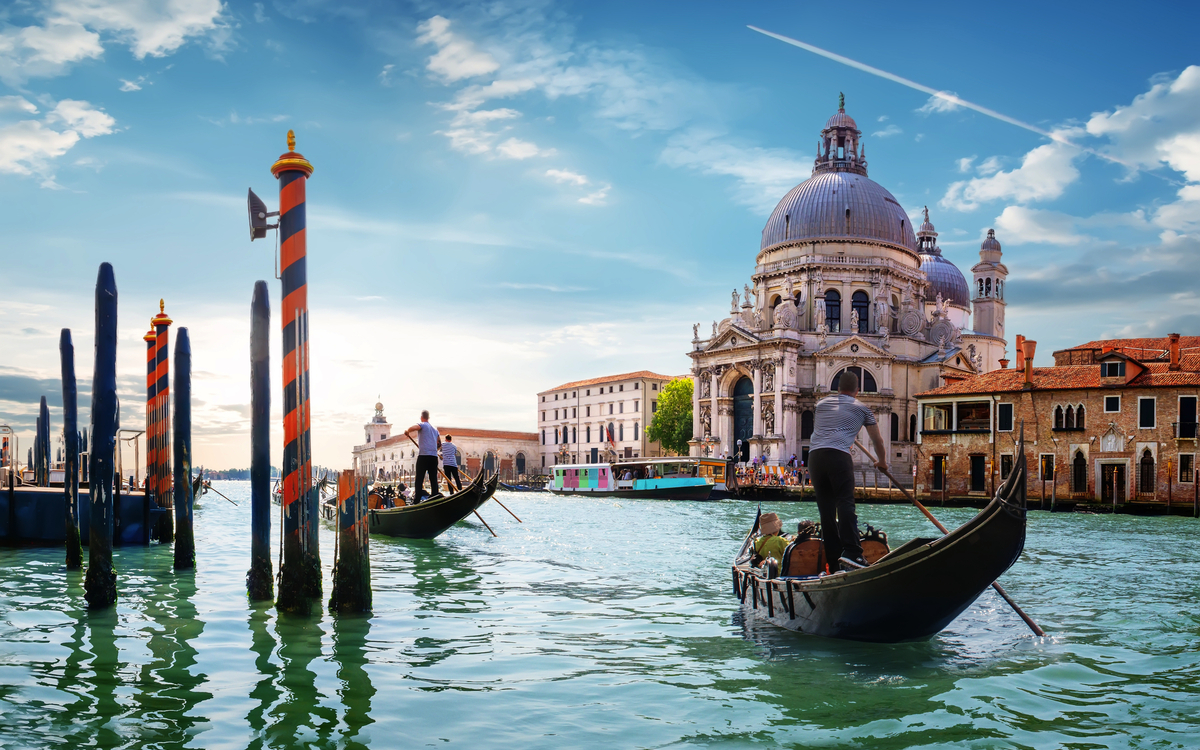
[1022,339,1037,389]
[998,357,1009,369]
[1015,334,1025,371]
[1169,332,1181,371]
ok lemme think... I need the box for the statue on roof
[838,91,845,110]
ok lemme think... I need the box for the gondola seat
[781,538,825,577]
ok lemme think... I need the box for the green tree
[647,378,694,455]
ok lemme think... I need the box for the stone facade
[915,335,1200,504]
[537,370,677,468]
[352,403,538,481]
[688,101,1009,474]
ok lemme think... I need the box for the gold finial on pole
[160,299,165,313]
[287,129,296,152]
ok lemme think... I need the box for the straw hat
[760,512,782,536]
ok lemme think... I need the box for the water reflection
[245,602,281,749]
[332,614,375,748]
[268,613,337,747]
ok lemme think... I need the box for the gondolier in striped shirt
[440,434,462,492]
[809,370,888,572]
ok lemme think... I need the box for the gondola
[367,471,499,539]
[731,439,1028,642]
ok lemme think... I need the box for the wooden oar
[854,440,1045,637]
[405,431,496,537]
[201,480,239,507]
[458,465,522,523]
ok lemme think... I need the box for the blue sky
[2,0,1198,469]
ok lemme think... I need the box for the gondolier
[404,410,440,502]
[808,371,887,572]
[441,434,462,492]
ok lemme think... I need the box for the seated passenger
[752,512,789,566]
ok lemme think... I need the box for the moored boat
[548,457,714,500]
[731,443,1028,642]
[367,471,498,539]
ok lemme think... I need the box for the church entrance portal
[733,376,753,462]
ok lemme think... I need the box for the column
[710,369,720,454]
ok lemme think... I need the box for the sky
[2,0,1199,471]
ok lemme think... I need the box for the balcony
[1174,422,1198,439]
[1052,426,1086,433]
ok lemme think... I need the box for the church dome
[761,98,918,254]
[761,171,918,253]
[920,248,971,308]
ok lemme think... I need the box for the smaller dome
[921,248,971,308]
[918,206,936,236]
[824,109,858,131]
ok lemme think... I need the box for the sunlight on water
[1,483,1198,748]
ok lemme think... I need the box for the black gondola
[731,439,1028,642]
[368,472,499,539]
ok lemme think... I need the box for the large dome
[760,171,919,253]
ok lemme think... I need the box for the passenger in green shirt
[753,512,790,564]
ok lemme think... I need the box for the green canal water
[1,482,1198,749]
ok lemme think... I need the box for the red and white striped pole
[151,300,173,542]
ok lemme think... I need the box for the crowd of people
[735,454,809,487]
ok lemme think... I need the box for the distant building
[352,403,538,481]
[915,334,1200,505]
[687,99,1010,474]
[537,371,678,468]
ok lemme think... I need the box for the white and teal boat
[547,458,714,500]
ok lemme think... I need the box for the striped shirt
[809,394,877,454]
[440,442,458,467]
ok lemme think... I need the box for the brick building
[913,334,1200,505]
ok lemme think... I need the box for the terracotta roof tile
[541,370,679,393]
[375,426,537,448]
[1056,335,1200,361]
[918,360,1200,398]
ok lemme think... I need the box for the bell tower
[970,229,1007,340]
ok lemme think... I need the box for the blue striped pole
[84,262,118,609]
[173,328,194,570]
[61,329,82,570]
[248,281,273,600]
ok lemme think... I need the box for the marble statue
[763,401,775,434]
[875,299,887,332]
[815,295,826,331]
[693,323,699,340]
[743,284,753,308]
[712,320,718,337]
[850,308,859,332]
[731,290,739,314]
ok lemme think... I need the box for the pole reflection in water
[134,564,211,745]
[245,602,281,749]
[268,614,338,747]
[332,614,375,748]
[84,608,123,747]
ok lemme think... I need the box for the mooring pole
[248,281,273,601]
[84,263,118,609]
[38,397,50,486]
[144,325,157,523]
[330,470,371,613]
[271,130,321,606]
[61,330,82,570]
[152,300,174,542]
[173,328,195,570]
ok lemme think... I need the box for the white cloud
[956,156,975,173]
[659,129,809,214]
[877,115,888,122]
[545,168,588,186]
[578,184,610,206]
[0,0,227,85]
[872,124,901,138]
[941,132,1081,211]
[118,75,144,91]
[993,205,1090,245]
[977,155,1004,176]
[917,92,961,114]
[496,137,545,159]
[0,98,113,184]
[378,63,393,86]
[498,282,587,292]
[416,15,499,83]
[1155,184,1200,235]
[1086,65,1200,180]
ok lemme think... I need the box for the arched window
[634,422,639,441]
[541,430,545,445]
[769,294,782,326]
[516,453,526,475]
[830,366,877,393]
[572,426,577,443]
[1072,450,1086,493]
[1065,405,1075,429]
[1054,405,1064,429]
[825,290,841,333]
[484,451,497,474]
[1140,449,1155,493]
[890,413,899,442]
[996,280,1004,299]
[800,410,814,439]
[554,427,560,444]
[619,423,625,441]
[985,278,992,297]
[586,425,591,443]
[978,279,985,298]
[1076,404,1085,429]
[909,414,917,442]
[851,291,870,333]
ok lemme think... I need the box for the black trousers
[415,455,439,499]
[444,465,461,491]
[808,448,862,565]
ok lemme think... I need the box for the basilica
[688,98,1009,477]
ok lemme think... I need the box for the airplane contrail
[747,25,1068,144]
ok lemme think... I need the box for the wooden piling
[247,281,273,601]
[173,328,195,570]
[37,397,50,486]
[144,325,158,514]
[84,263,118,609]
[330,471,371,613]
[152,301,174,543]
[61,329,82,570]
[271,131,321,603]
